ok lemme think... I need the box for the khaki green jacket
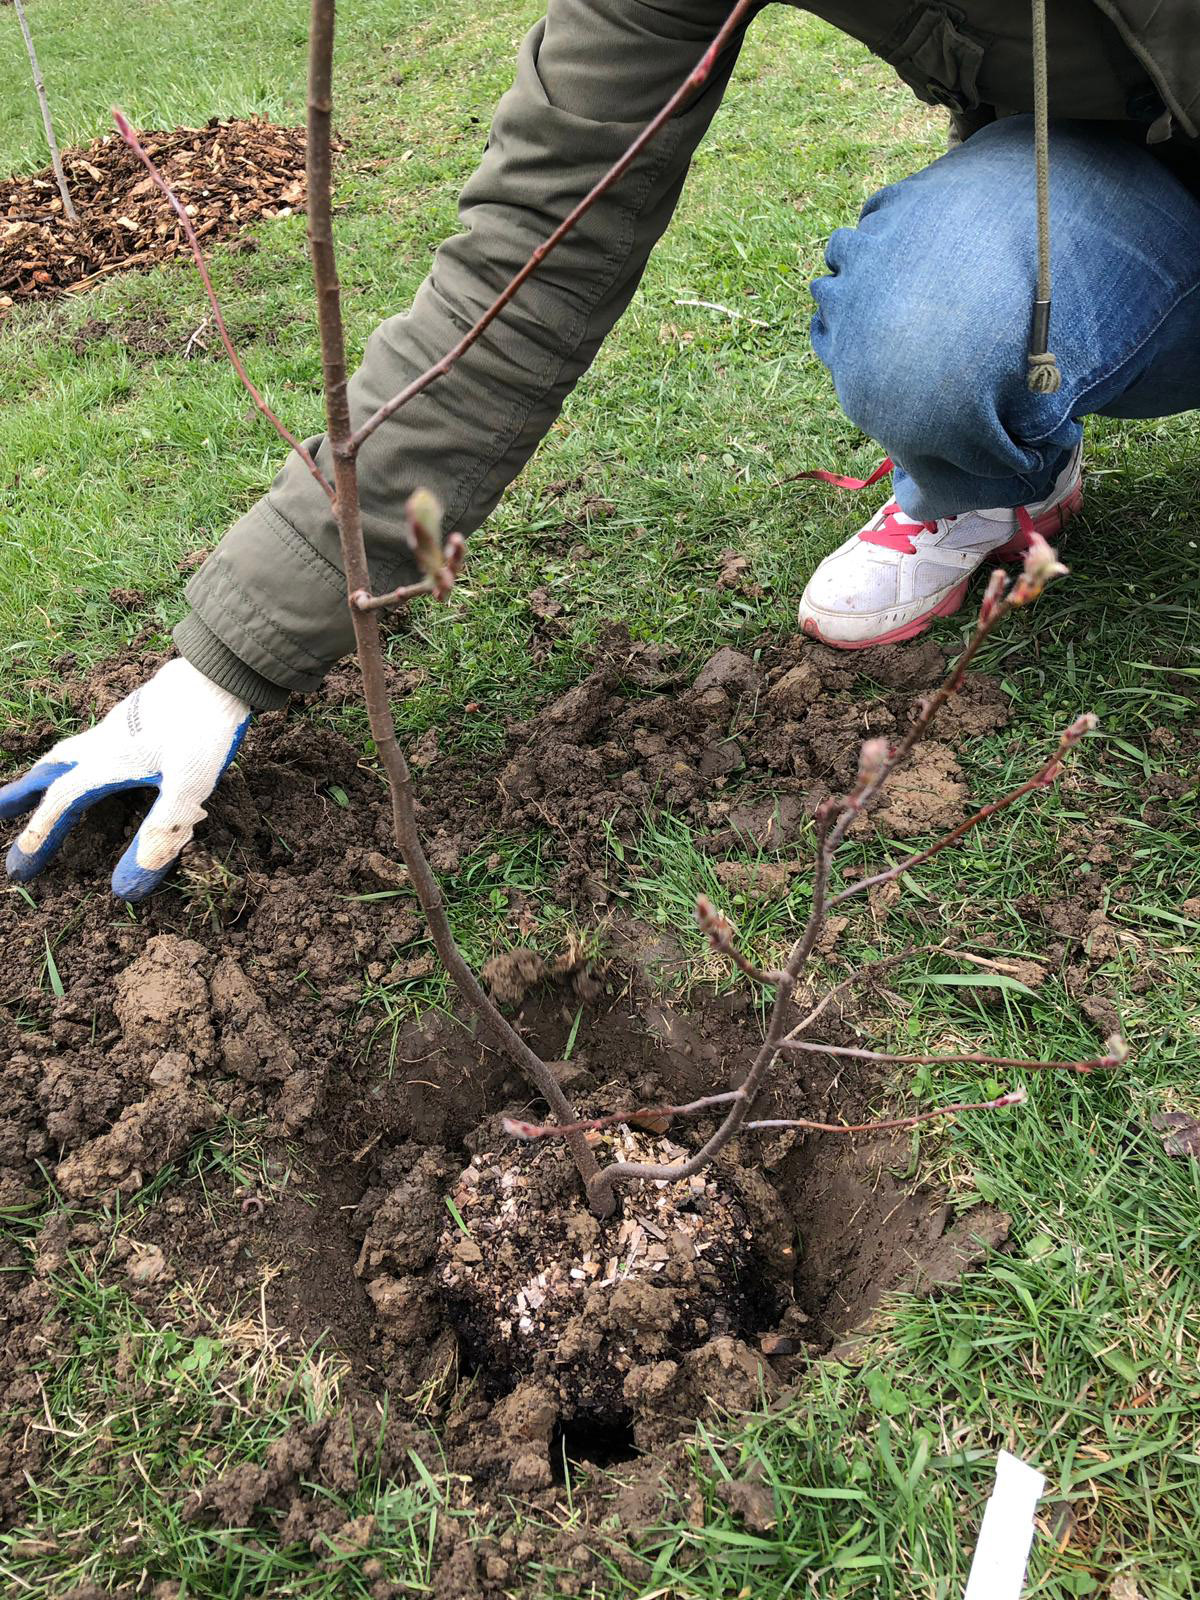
[175,0,1200,708]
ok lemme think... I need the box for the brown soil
[1,117,305,310]
[438,1128,771,1429]
[0,627,1088,1592]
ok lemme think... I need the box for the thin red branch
[778,1038,1128,1075]
[510,1088,1027,1144]
[819,540,1073,871]
[783,940,954,1041]
[505,1091,744,1141]
[111,107,336,505]
[742,1089,1027,1134]
[345,0,758,454]
[351,578,433,611]
[822,574,1028,844]
[830,712,1097,909]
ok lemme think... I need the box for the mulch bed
[1,116,306,310]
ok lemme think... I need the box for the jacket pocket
[885,4,987,114]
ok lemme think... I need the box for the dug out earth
[0,623,1145,1594]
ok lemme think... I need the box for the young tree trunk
[12,0,78,225]
[302,0,603,1199]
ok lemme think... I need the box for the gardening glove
[1,658,250,902]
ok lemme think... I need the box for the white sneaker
[797,446,1083,648]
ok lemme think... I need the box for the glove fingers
[111,715,247,903]
[6,768,155,884]
[0,761,75,822]
[219,716,251,778]
[112,787,205,903]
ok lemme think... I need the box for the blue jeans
[810,117,1200,520]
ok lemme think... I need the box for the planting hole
[551,1417,639,1481]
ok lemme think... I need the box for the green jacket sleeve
[175,0,753,709]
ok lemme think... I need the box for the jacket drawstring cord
[1028,0,1062,393]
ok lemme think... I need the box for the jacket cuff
[173,613,293,711]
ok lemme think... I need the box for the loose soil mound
[3,627,1115,1589]
[1,117,305,309]
[438,1128,765,1430]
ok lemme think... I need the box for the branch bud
[503,1116,541,1140]
[1011,532,1069,606]
[813,794,842,830]
[404,489,447,580]
[1103,1033,1130,1064]
[695,893,735,953]
[855,735,890,790]
[978,567,1008,626]
[432,530,466,601]
[1063,711,1098,744]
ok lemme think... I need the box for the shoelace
[793,455,942,555]
[789,454,1042,553]
[860,503,937,555]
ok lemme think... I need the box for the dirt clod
[482,949,547,1007]
[55,1081,216,1199]
[115,935,215,1066]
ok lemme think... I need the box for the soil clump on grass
[0,626,1127,1591]
[1,117,306,309]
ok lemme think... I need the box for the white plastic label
[963,1450,1046,1600]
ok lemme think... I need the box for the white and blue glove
[1,659,250,902]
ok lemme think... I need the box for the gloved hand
[1,658,250,902]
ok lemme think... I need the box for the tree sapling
[11,0,77,224]
[115,0,1125,1236]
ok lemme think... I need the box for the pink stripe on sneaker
[801,577,971,649]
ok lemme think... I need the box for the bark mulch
[1,116,306,311]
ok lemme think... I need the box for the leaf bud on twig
[1063,711,1098,743]
[1011,532,1069,605]
[978,567,1008,626]
[404,489,446,579]
[856,735,891,789]
[813,794,842,829]
[432,530,466,600]
[695,893,734,952]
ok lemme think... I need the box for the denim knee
[810,223,1018,464]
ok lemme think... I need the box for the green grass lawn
[2,2,1199,1597]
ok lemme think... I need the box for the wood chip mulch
[1,116,307,311]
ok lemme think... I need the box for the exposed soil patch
[438,1128,769,1429]
[1,117,305,310]
[0,629,1069,1588]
